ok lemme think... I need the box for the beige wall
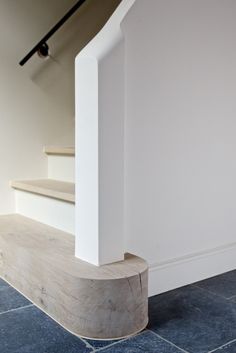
[0,0,121,214]
[122,0,236,293]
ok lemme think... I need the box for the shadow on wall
[26,0,122,118]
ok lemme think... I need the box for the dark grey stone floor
[1,270,236,353]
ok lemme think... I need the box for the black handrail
[19,0,87,66]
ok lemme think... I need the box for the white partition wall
[75,0,136,266]
[76,0,236,295]
[122,0,236,295]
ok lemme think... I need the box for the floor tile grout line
[0,303,34,316]
[147,329,190,353]
[207,337,236,353]
[93,338,129,352]
[227,294,236,300]
[93,330,146,352]
[191,284,229,301]
[93,340,125,353]
[77,336,96,351]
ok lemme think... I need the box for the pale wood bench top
[0,215,148,339]
[0,214,147,280]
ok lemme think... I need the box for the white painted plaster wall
[0,0,121,214]
[122,0,236,293]
[73,0,236,291]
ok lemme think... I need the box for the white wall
[122,0,236,294]
[0,0,121,214]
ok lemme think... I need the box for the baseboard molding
[148,242,236,296]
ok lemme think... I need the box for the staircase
[0,0,149,342]
[11,147,75,234]
[0,145,148,340]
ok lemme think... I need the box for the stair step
[44,146,75,156]
[11,179,75,203]
[0,214,148,340]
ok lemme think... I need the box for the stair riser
[48,155,75,183]
[15,191,75,234]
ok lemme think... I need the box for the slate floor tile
[0,305,92,353]
[213,340,236,352]
[195,270,236,299]
[0,283,30,314]
[229,296,236,303]
[0,278,10,289]
[148,285,236,353]
[2,271,236,353]
[97,330,184,353]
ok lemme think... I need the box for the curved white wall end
[75,0,136,265]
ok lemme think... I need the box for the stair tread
[11,179,75,203]
[44,146,75,156]
[0,214,147,280]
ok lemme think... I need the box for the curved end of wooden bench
[0,215,149,340]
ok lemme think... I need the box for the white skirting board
[15,190,75,235]
[148,242,236,297]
